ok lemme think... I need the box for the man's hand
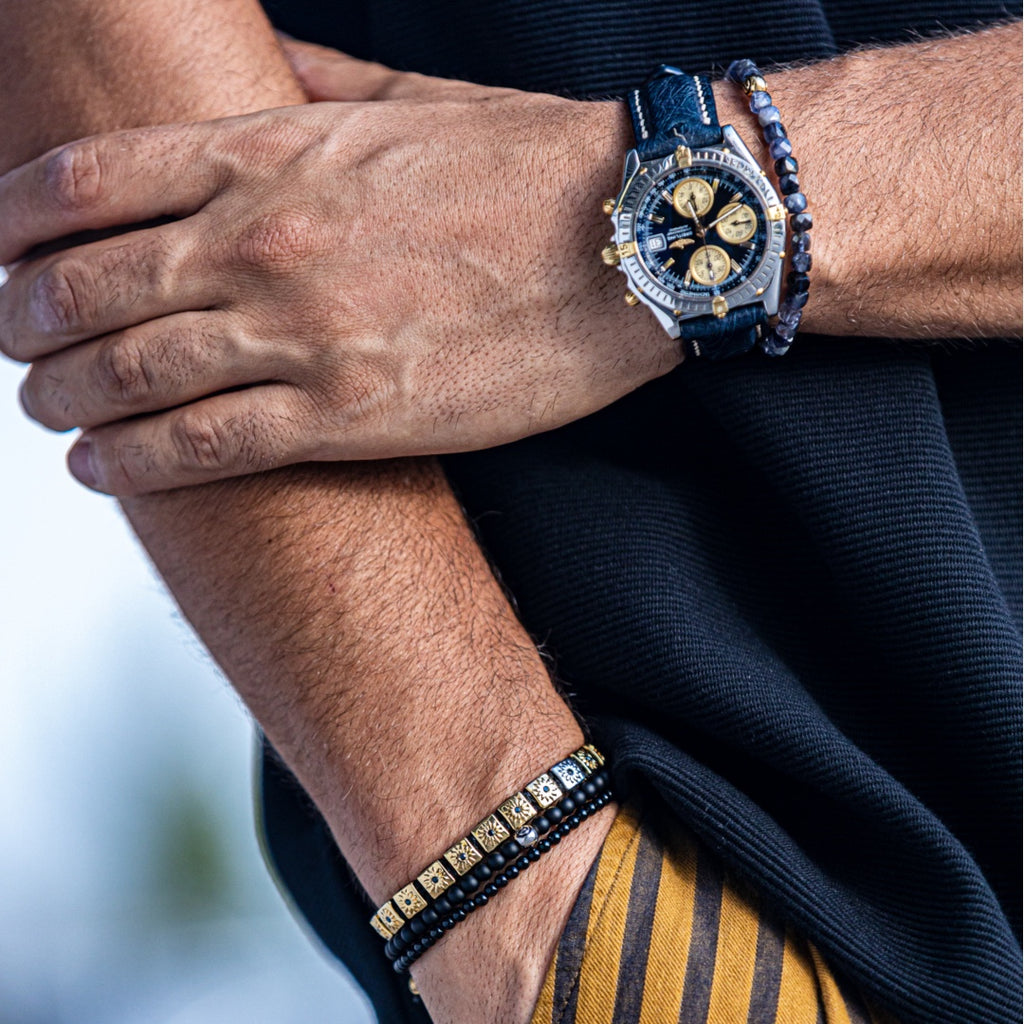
[0,54,669,496]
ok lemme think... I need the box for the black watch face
[634,166,768,298]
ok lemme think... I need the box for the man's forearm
[711,22,1023,339]
[0,3,609,1022]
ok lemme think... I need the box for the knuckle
[95,336,154,405]
[233,210,320,272]
[43,141,105,212]
[170,410,233,472]
[31,261,93,334]
[21,364,71,431]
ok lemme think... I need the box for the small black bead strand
[392,788,615,974]
[726,59,812,357]
[382,770,610,961]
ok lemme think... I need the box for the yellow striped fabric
[530,799,898,1024]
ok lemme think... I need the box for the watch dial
[634,166,768,298]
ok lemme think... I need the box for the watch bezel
[613,142,785,322]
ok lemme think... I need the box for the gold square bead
[417,860,455,898]
[497,792,537,830]
[372,901,404,937]
[526,773,563,808]
[583,743,605,766]
[572,747,600,774]
[393,883,427,918]
[444,837,483,876]
[471,813,511,853]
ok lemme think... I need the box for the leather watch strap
[627,65,722,161]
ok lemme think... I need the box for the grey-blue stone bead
[778,304,803,327]
[778,173,800,195]
[784,191,808,213]
[726,58,759,84]
[757,105,781,125]
[774,321,797,341]
[791,251,812,273]
[763,122,786,142]
[791,231,811,253]
[769,137,793,159]
[749,90,772,111]
[762,330,792,357]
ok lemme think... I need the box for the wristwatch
[601,66,786,360]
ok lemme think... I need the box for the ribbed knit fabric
[257,4,1022,1023]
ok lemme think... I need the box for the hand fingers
[20,312,281,431]
[279,34,484,102]
[68,384,316,496]
[0,220,215,361]
[0,121,227,265]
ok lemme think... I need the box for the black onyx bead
[546,807,564,826]
[778,173,800,195]
[791,251,812,273]
[441,917,453,930]
[486,852,506,872]
[549,830,562,844]
[409,918,427,937]
[506,865,520,879]
[559,795,577,815]
[583,780,598,797]
[395,958,408,973]
[434,895,452,915]
[516,856,531,870]
[429,927,442,941]
[499,839,522,859]
[579,806,590,819]
[528,848,542,861]
[494,874,509,888]
[474,893,489,907]
[472,864,492,885]
[762,121,786,142]
[399,924,415,945]
[787,272,811,294]
[594,771,609,788]
[411,941,424,955]
[453,908,467,922]
[484,884,499,897]
[569,814,582,828]
[385,940,398,959]
[464,901,476,914]
[421,907,438,927]
[791,231,811,253]
[775,155,798,176]
[791,211,813,232]
[537,838,552,852]
[533,815,551,833]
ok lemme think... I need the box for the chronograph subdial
[713,203,757,245]
[672,178,714,218]
[688,245,730,286]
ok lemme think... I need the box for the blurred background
[0,353,374,1022]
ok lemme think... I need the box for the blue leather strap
[678,304,765,360]
[628,65,722,161]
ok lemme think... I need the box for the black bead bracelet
[383,770,613,963]
[392,787,615,974]
[369,745,606,944]
[725,59,812,357]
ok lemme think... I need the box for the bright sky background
[0,350,373,1022]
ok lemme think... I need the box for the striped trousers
[530,800,898,1024]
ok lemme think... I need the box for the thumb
[278,35,401,101]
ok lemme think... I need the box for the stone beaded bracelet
[726,58,812,357]
[389,777,615,972]
[369,744,606,944]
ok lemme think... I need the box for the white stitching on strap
[693,76,711,125]
[631,90,649,139]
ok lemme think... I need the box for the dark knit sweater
[258,2,1023,1022]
